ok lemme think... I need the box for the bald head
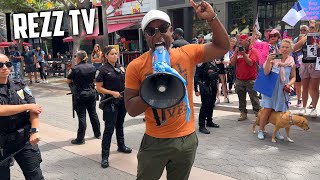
[0,53,9,62]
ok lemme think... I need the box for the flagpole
[254,9,260,33]
[297,0,310,21]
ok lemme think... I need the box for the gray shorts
[25,64,36,73]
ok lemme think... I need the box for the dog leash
[283,89,294,125]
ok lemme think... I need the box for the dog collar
[289,112,294,125]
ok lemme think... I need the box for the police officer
[194,61,220,134]
[67,50,101,145]
[96,46,132,169]
[0,53,44,179]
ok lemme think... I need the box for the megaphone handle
[161,109,166,124]
[152,108,162,126]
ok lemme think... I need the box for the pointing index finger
[189,0,198,9]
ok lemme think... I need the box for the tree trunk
[71,15,84,66]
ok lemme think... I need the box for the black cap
[174,28,184,35]
[197,34,204,38]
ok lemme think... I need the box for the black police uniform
[67,61,101,143]
[194,62,220,130]
[96,62,130,163]
[0,79,44,180]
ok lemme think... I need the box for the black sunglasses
[144,23,170,37]
[269,34,278,38]
[0,61,12,68]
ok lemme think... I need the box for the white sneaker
[44,80,48,83]
[309,108,317,117]
[215,98,220,104]
[298,108,306,116]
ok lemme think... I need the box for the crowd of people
[8,45,51,84]
[1,0,319,179]
[3,44,73,85]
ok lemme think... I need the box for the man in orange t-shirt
[124,1,229,179]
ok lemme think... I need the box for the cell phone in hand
[238,46,245,51]
[274,54,282,59]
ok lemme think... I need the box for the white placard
[316,57,320,71]
[307,33,320,58]
[307,45,317,57]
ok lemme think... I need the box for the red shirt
[232,46,259,80]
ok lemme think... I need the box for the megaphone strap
[151,108,167,126]
[152,108,161,126]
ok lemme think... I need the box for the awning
[240,25,249,34]
[230,28,239,35]
[108,22,135,33]
[0,41,32,48]
[63,22,135,43]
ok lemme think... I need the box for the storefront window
[192,15,210,38]
[275,2,282,18]
[228,0,254,34]
[266,4,273,18]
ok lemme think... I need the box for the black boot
[71,139,85,145]
[207,122,220,128]
[117,146,132,153]
[101,159,109,168]
[199,127,210,134]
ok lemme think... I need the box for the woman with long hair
[91,44,103,70]
[34,46,47,83]
[258,39,296,140]
[292,25,309,107]
[96,46,132,168]
[294,22,320,117]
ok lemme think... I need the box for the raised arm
[251,25,257,46]
[293,36,307,52]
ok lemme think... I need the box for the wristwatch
[30,128,39,134]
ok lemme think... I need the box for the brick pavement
[11,141,135,180]
[10,78,320,180]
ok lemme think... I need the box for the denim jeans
[12,62,24,81]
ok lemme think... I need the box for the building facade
[158,0,302,42]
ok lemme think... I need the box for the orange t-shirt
[125,44,204,138]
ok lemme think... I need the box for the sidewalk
[34,76,320,117]
[11,122,234,180]
[12,84,320,180]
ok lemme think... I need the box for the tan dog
[253,109,309,143]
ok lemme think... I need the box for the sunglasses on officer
[0,61,12,68]
[144,23,170,37]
